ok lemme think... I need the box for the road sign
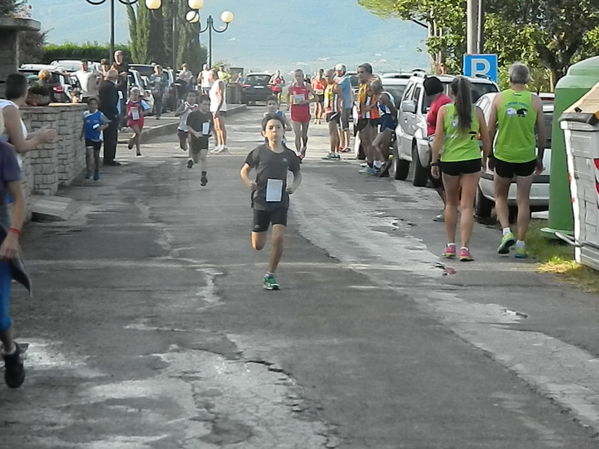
[463,54,498,82]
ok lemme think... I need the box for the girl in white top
[209,70,228,153]
[0,74,56,153]
[198,64,213,95]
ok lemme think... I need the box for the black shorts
[494,158,536,178]
[440,159,481,176]
[315,94,324,104]
[85,139,101,152]
[190,137,209,152]
[253,208,288,233]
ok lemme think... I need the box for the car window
[470,83,499,102]
[413,86,423,112]
[403,84,414,101]
[383,85,406,107]
[246,75,271,86]
[349,75,359,90]
[543,111,553,147]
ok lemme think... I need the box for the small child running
[175,92,198,152]
[186,95,213,186]
[264,95,292,137]
[126,87,149,157]
[240,113,302,290]
[80,97,110,181]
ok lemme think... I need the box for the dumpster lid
[560,81,599,124]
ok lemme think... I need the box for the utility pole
[477,0,484,53]
[466,0,478,54]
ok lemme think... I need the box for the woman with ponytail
[430,76,491,261]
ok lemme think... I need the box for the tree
[0,0,25,16]
[19,30,47,64]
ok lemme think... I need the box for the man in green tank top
[488,63,545,259]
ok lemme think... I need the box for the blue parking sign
[463,54,498,82]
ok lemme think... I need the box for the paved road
[2,106,599,448]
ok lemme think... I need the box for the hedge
[42,42,131,64]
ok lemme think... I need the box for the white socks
[502,227,511,236]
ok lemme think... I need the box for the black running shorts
[253,208,288,233]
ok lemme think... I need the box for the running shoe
[187,159,194,169]
[93,171,99,181]
[341,147,351,153]
[321,153,338,160]
[3,343,25,388]
[497,232,516,254]
[210,145,223,154]
[442,244,456,258]
[514,246,528,259]
[127,139,134,150]
[213,145,228,154]
[201,175,208,186]
[367,167,378,176]
[263,274,280,290]
[459,247,474,262]
[433,213,445,222]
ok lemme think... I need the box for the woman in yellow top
[431,77,491,261]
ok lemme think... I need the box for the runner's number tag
[265,179,283,202]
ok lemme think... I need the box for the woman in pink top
[288,69,314,159]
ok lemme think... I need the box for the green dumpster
[544,56,599,238]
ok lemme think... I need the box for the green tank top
[441,104,481,162]
[494,89,537,163]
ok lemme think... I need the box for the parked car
[128,64,155,78]
[394,73,499,186]
[50,59,101,73]
[19,64,80,103]
[241,73,273,104]
[380,73,411,108]
[475,92,553,217]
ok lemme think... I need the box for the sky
[26,0,430,74]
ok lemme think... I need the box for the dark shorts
[326,112,340,124]
[315,94,324,104]
[355,118,380,133]
[340,108,352,130]
[190,137,209,152]
[440,158,481,176]
[379,114,397,132]
[85,139,101,152]
[253,208,288,233]
[494,158,536,178]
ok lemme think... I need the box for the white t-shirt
[76,69,100,98]
[200,70,213,89]
[209,80,226,113]
[0,100,27,141]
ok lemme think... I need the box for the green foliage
[19,30,47,64]
[0,0,25,15]
[41,42,130,63]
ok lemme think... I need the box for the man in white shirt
[198,64,213,95]
[75,59,101,102]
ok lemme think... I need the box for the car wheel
[412,143,429,187]
[475,187,493,218]
[395,157,410,180]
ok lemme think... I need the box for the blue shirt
[83,110,109,142]
[335,75,352,108]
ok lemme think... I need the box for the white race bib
[265,179,283,202]
[202,122,210,135]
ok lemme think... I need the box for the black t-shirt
[187,111,213,150]
[244,144,301,211]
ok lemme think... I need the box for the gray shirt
[244,144,301,211]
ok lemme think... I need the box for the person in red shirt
[424,76,452,221]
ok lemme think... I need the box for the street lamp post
[186,0,234,68]
[84,0,139,64]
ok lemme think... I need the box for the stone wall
[20,104,87,197]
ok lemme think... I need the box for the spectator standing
[322,68,342,160]
[424,76,453,222]
[269,70,285,103]
[36,70,57,103]
[371,79,397,175]
[208,69,228,153]
[217,66,231,84]
[311,69,326,125]
[334,64,353,153]
[488,63,545,259]
[199,64,212,95]
[0,111,31,389]
[80,97,110,180]
[356,63,380,174]
[75,59,101,102]
[100,59,111,80]
[98,69,121,166]
[288,69,314,159]
[431,77,491,262]
[149,65,168,120]
[111,50,129,127]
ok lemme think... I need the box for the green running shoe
[263,274,280,290]
[514,246,528,259]
[497,232,516,254]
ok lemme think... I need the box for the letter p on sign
[463,54,498,82]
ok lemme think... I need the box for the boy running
[175,92,198,152]
[186,95,213,187]
[264,95,291,131]
[240,114,302,290]
[80,97,110,181]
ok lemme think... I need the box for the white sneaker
[210,145,222,154]
[214,145,228,154]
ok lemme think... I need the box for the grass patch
[526,220,599,294]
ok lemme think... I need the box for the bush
[41,42,130,64]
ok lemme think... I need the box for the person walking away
[424,76,453,221]
[334,64,353,153]
[126,87,148,157]
[75,59,101,102]
[288,69,314,159]
[487,62,545,259]
[240,114,302,290]
[356,63,380,174]
[186,95,213,186]
[111,50,129,128]
[371,80,397,176]
[0,110,32,389]
[175,91,198,152]
[431,77,491,262]
[199,64,212,95]
[149,65,168,120]
[80,97,110,180]
[311,69,326,125]
[322,68,342,160]
[209,70,228,153]
[98,69,121,166]
[269,70,285,103]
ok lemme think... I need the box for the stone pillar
[0,18,41,97]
